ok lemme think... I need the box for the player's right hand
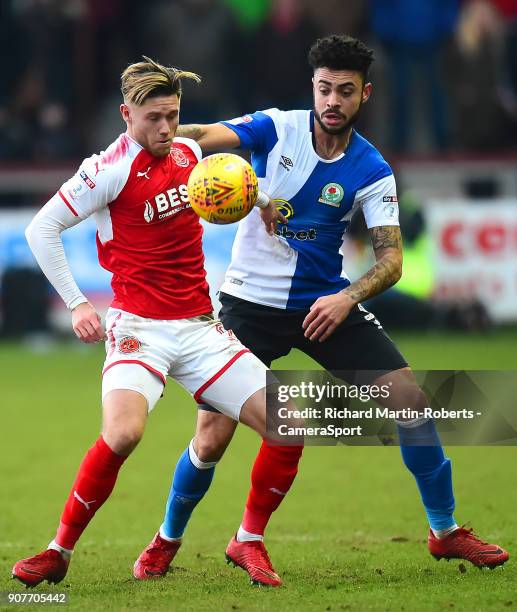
[71,302,106,343]
[260,198,287,235]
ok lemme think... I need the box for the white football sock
[47,540,73,560]
[159,524,182,543]
[236,526,263,542]
[432,524,459,539]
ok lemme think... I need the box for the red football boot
[12,549,69,587]
[133,532,182,580]
[225,536,282,587]
[428,527,509,569]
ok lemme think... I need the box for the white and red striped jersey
[56,134,212,319]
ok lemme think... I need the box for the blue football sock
[161,441,216,540]
[397,419,456,531]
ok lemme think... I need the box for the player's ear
[120,103,131,124]
[362,82,372,104]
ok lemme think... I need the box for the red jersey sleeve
[58,134,137,219]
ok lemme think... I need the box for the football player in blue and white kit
[134,35,508,585]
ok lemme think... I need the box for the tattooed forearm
[370,225,403,254]
[343,257,402,302]
[342,226,403,303]
[176,124,204,141]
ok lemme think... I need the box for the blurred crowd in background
[1,0,517,165]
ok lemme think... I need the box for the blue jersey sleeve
[220,111,279,154]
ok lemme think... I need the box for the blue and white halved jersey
[219,108,399,310]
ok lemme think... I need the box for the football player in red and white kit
[12,57,284,587]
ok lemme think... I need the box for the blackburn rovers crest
[318,183,344,207]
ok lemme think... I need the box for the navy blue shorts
[199,292,408,412]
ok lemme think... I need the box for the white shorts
[101,308,267,420]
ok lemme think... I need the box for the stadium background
[1,0,516,610]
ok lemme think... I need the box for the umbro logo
[137,166,151,180]
[279,155,293,171]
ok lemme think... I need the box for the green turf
[1,328,516,610]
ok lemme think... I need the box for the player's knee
[194,407,238,461]
[394,383,427,410]
[404,386,428,416]
[102,386,150,454]
[103,421,145,455]
[194,434,229,463]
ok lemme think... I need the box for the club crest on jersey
[117,336,141,354]
[318,183,344,207]
[171,147,189,167]
[144,200,154,223]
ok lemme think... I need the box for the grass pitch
[1,327,516,611]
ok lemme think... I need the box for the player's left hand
[260,199,287,235]
[302,292,355,342]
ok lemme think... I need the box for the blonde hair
[121,56,201,106]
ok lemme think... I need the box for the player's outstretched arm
[302,226,403,342]
[176,123,241,151]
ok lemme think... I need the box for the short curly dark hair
[308,34,375,81]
